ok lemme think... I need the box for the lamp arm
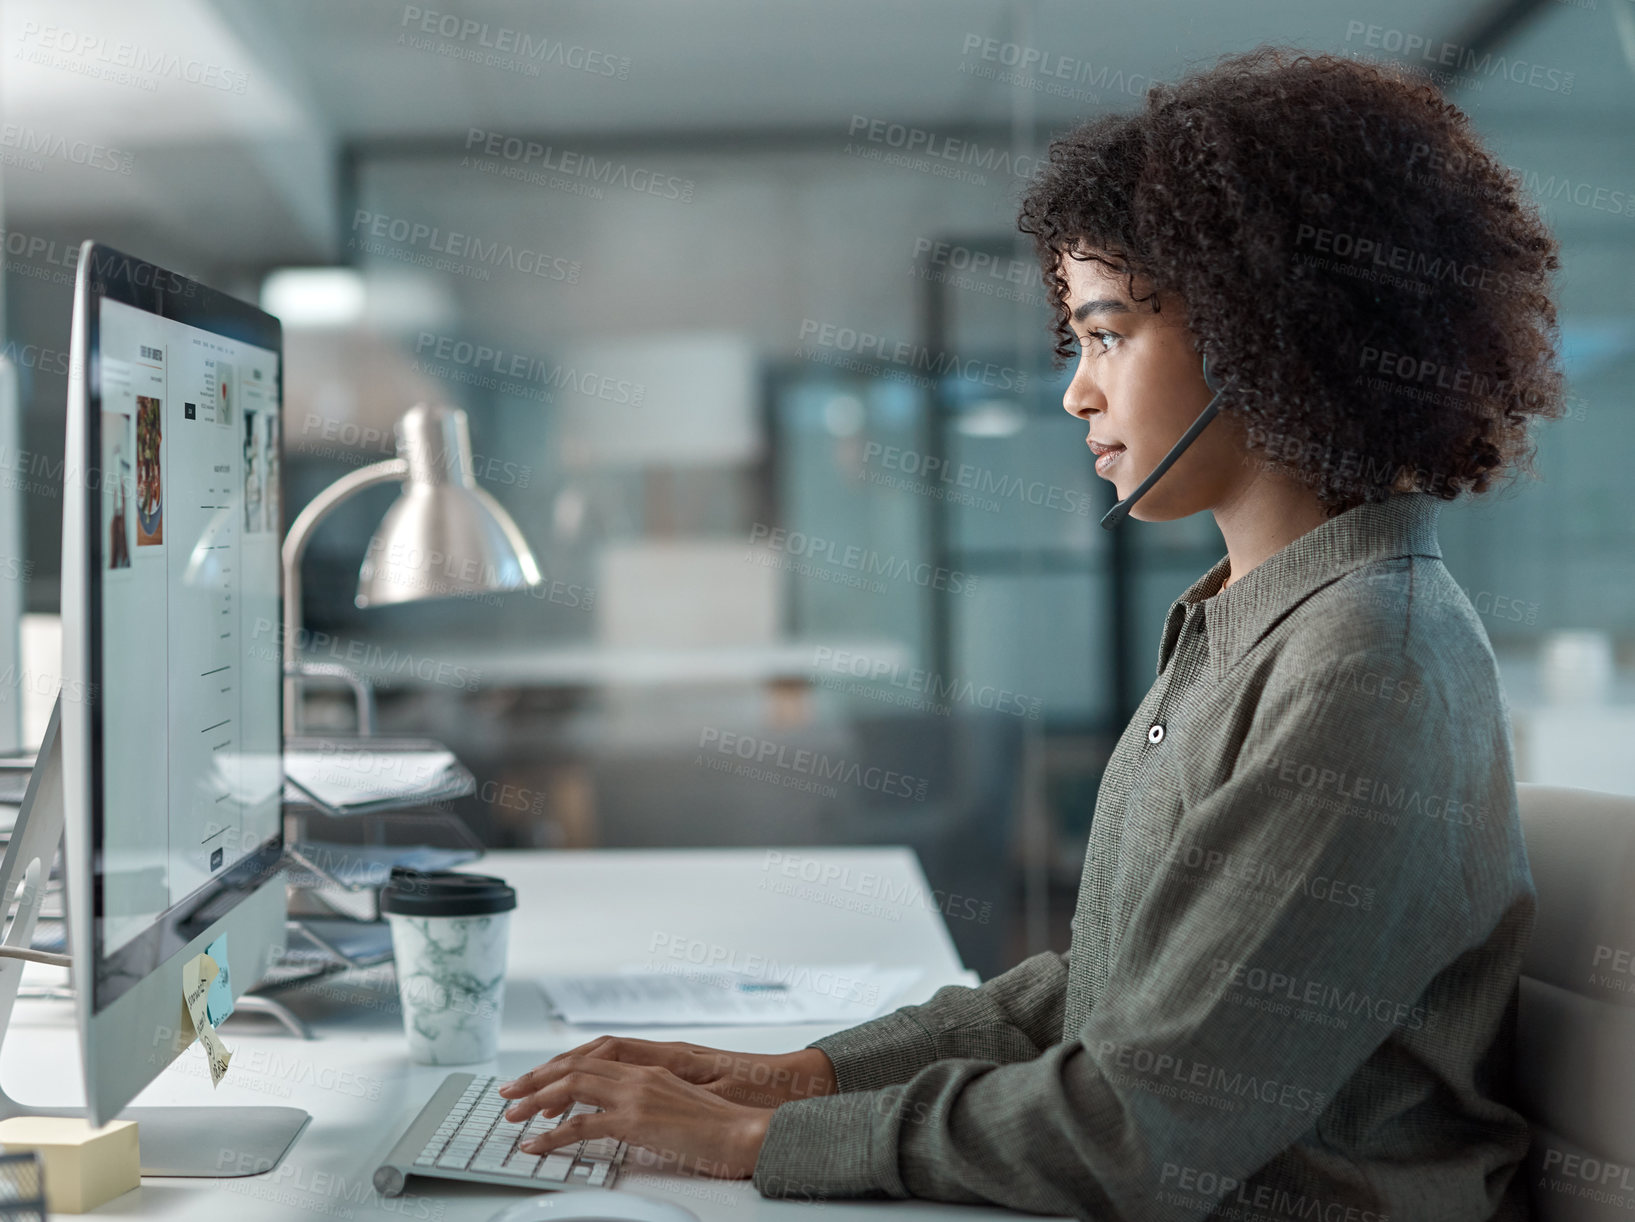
[281,458,409,737]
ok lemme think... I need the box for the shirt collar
[1156,491,1445,679]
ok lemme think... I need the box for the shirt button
[1147,723,1165,744]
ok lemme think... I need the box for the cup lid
[380,867,517,917]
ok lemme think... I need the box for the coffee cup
[380,867,517,1064]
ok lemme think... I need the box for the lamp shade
[354,404,541,607]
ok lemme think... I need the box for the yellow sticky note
[182,952,232,1087]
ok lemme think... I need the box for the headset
[1099,350,1227,530]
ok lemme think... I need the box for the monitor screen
[83,252,285,1000]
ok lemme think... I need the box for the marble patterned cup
[380,869,518,1065]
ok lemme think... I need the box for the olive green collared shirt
[753,491,1536,1221]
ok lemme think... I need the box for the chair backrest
[1514,783,1635,1220]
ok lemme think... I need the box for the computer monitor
[0,355,20,752]
[0,241,306,1174]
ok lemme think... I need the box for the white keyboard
[374,1072,627,1197]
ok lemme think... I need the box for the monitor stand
[0,696,309,1176]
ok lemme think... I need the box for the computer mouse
[486,1190,703,1222]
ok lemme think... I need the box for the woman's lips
[1088,438,1125,474]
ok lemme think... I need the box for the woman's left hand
[498,1056,774,1179]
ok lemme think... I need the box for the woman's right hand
[509,1037,838,1108]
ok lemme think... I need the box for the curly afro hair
[1016,46,1565,515]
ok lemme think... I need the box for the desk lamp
[282,403,542,735]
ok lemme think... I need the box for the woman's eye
[1079,329,1119,353]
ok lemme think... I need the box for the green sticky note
[205,934,234,1027]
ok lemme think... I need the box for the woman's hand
[496,1056,773,1179]
[502,1036,837,1108]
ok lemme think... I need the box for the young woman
[498,48,1562,1220]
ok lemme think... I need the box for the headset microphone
[1099,350,1227,530]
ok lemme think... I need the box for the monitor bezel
[81,242,287,1014]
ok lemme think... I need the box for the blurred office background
[0,0,1630,978]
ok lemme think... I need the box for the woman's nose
[1062,365,1102,421]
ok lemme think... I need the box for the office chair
[1514,783,1635,1221]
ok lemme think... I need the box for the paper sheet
[537,962,923,1026]
[205,934,234,1027]
[183,952,233,1086]
[283,748,460,809]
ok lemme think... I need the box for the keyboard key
[506,1152,541,1175]
[536,1155,575,1181]
[435,1151,472,1170]
[580,1139,621,1160]
[587,1163,610,1187]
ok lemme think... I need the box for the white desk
[6,847,1025,1222]
[296,639,913,689]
